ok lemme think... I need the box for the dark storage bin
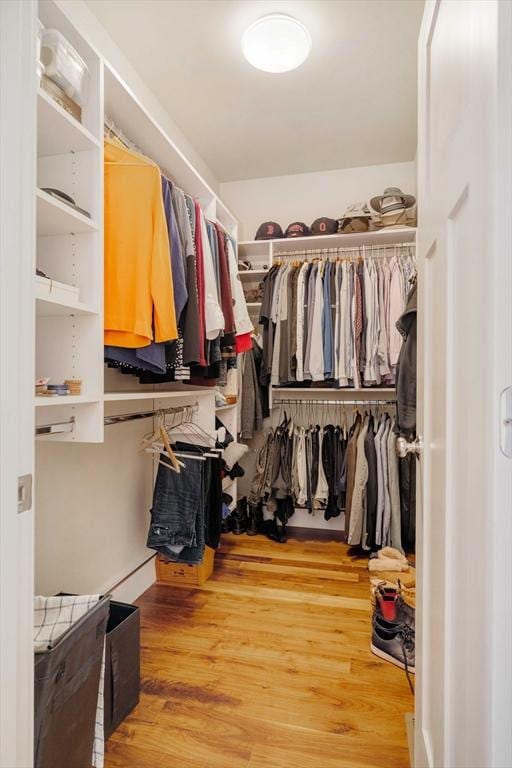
[34,595,110,768]
[104,600,140,739]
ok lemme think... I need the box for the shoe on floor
[230,498,248,535]
[371,622,415,674]
[375,586,415,627]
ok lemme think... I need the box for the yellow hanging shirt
[104,139,177,347]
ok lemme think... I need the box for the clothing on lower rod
[248,412,406,551]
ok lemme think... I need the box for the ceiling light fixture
[241,14,312,74]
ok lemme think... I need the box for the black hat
[285,221,310,238]
[255,221,283,240]
[310,217,337,236]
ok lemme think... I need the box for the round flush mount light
[241,14,312,74]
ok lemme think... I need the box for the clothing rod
[35,417,75,436]
[275,399,397,406]
[104,402,198,427]
[35,403,199,435]
[274,244,415,258]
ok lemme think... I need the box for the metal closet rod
[35,402,198,436]
[274,243,415,259]
[277,401,397,406]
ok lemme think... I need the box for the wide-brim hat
[370,187,416,215]
[338,202,372,226]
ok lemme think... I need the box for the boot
[261,517,287,544]
[230,498,248,535]
[246,502,263,536]
[221,515,232,534]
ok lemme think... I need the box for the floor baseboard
[286,526,345,542]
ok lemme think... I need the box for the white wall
[35,420,154,596]
[220,161,416,241]
[54,0,219,193]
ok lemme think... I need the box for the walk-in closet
[1,1,511,767]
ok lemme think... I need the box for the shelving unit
[35,2,240,450]
[238,226,416,267]
[36,0,104,442]
[238,228,416,404]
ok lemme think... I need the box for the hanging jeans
[147,456,204,557]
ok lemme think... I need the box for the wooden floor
[105,533,412,768]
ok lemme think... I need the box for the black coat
[395,283,417,437]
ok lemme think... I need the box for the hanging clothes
[259,249,415,389]
[103,135,251,385]
[248,407,405,552]
[104,138,177,348]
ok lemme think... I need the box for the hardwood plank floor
[105,533,412,768]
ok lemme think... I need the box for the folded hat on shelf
[338,202,372,233]
[369,187,417,229]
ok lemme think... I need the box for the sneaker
[371,622,415,674]
[375,585,399,622]
[374,583,416,627]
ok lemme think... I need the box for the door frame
[0,1,37,765]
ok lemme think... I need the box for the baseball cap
[284,221,310,238]
[310,217,337,236]
[255,221,283,240]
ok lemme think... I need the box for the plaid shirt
[34,595,106,768]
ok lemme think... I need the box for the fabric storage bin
[156,546,215,586]
[104,601,140,740]
[34,594,110,768]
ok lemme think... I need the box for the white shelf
[238,240,274,258]
[215,403,237,412]
[36,283,97,317]
[238,269,268,278]
[35,395,100,407]
[104,390,210,402]
[239,227,417,255]
[36,188,99,236]
[37,87,100,157]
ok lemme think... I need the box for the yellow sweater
[104,139,177,347]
